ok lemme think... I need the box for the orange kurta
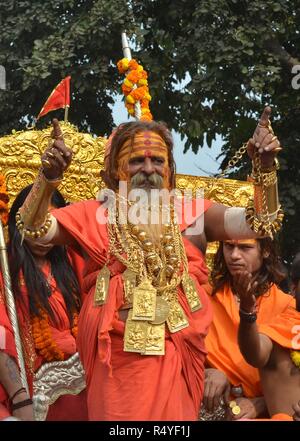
[0,266,88,421]
[205,283,295,397]
[53,198,213,420]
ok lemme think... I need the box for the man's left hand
[233,270,257,313]
[247,106,282,169]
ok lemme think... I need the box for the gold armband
[246,164,284,238]
[17,170,62,240]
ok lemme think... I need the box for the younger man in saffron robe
[204,239,294,419]
[237,254,300,421]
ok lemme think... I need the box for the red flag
[37,76,71,119]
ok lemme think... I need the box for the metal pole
[0,219,29,393]
[121,32,141,120]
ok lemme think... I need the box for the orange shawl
[53,198,213,420]
[205,283,295,398]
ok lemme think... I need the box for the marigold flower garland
[117,58,153,121]
[31,309,78,362]
[291,350,300,370]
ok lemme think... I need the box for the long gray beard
[129,173,168,244]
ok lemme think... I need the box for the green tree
[0,0,136,135]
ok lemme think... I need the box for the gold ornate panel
[0,122,106,205]
[0,122,253,265]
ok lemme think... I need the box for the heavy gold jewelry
[231,405,241,416]
[17,170,62,241]
[246,151,283,238]
[107,195,199,355]
[132,278,157,321]
[16,211,52,240]
[182,273,202,312]
[150,297,170,325]
[41,158,51,168]
[122,268,137,305]
[124,310,165,355]
[166,300,189,333]
[94,265,111,305]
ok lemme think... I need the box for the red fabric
[0,265,88,421]
[205,283,295,398]
[52,198,213,420]
[37,76,70,119]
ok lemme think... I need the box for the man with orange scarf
[236,252,300,421]
[203,238,293,420]
[15,107,282,420]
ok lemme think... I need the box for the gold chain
[216,142,248,178]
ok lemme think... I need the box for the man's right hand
[41,118,72,180]
[203,368,231,413]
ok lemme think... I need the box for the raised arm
[192,107,283,243]
[235,270,273,368]
[17,119,75,247]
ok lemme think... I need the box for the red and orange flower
[117,57,153,121]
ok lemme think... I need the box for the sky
[111,94,224,177]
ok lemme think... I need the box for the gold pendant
[94,265,110,305]
[182,273,202,312]
[122,268,137,305]
[124,310,147,353]
[132,279,157,321]
[143,322,165,356]
[167,300,189,333]
[150,297,170,325]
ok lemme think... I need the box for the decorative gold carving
[0,122,106,207]
[182,273,202,312]
[94,265,110,306]
[33,352,86,421]
[122,268,137,305]
[124,310,165,355]
[166,300,189,333]
[144,323,165,356]
[124,310,147,353]
[132,279,157,321]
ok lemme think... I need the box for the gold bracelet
[16,211,52,239]
[245,203,284,237]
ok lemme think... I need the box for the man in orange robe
[18,109,282,420]
[237,254,300,421]
[204,239,294,419]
